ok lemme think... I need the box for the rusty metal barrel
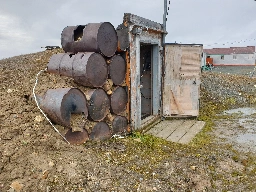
[73,52,108,87]
[110,87,128,115]
[109,55,126,85]
[89,122,111,141]
[85,89,110,122]
[47,53,75,77]
[61,23,118,57]
[48,52,108,87]
[65,128,89,145]
[112,116,128,135]
[116,24,129,52]
[38,88,88,128]
[59,53,75,77]
[47,53,65,75]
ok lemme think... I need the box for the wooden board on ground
[145,120,205,144]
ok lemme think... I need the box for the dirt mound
[0,51,256,191]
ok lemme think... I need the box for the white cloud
[0,0,255,59]
[0,14,35,58]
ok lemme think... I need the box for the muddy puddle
[213,107,256,154]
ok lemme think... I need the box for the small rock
[34,115,44,122]
[10,181,24,192]
[36,58,41,63]
[57,165,63,172]
[49,161,54,167]
[7,89,13,93]
[190,165,197,170]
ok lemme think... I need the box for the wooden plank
[146,126,164,135]
[171,90,184,114]
[155,120,184,139]
[166,120,196,142]
[146,120,174,135]
[178,121,206,144]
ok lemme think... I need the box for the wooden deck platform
[145,119,205,144]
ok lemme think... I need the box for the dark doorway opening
[140,44,153,119]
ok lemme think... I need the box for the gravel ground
[211,66,255,76]
[0,51,256,191]
[201,70,256,108]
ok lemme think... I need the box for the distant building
[203,46,256,66]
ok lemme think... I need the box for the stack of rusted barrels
[40,22,130,144]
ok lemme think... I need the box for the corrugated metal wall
[163,44,202,117]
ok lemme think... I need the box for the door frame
[129,34,162,130]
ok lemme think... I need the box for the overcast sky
[0,0,256,59]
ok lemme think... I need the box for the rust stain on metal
[125,50,131,123]
[89,122,111,141]
[38,88,88,128]
[116,24,129,52]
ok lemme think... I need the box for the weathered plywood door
[163,44,202,117]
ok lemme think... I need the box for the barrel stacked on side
[40,22,130,144]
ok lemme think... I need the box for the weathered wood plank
[155,120,184,139]
[178,121,205,144]
[166,120,196,142]
[146,120,170,135]
[146,126,164,135]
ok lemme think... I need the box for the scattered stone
[34,115,44,122]
[190,165,197,170]
[10,181,24,192]
[201,71,256,107]
[49,161,55,167]
[7,89,13,93]
[57,165,63,172]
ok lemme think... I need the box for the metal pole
[163,0,167,44]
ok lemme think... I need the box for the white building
[204,46,256,66]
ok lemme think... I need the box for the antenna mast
[163,0,168,44]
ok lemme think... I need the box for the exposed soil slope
[0,51,255,191]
